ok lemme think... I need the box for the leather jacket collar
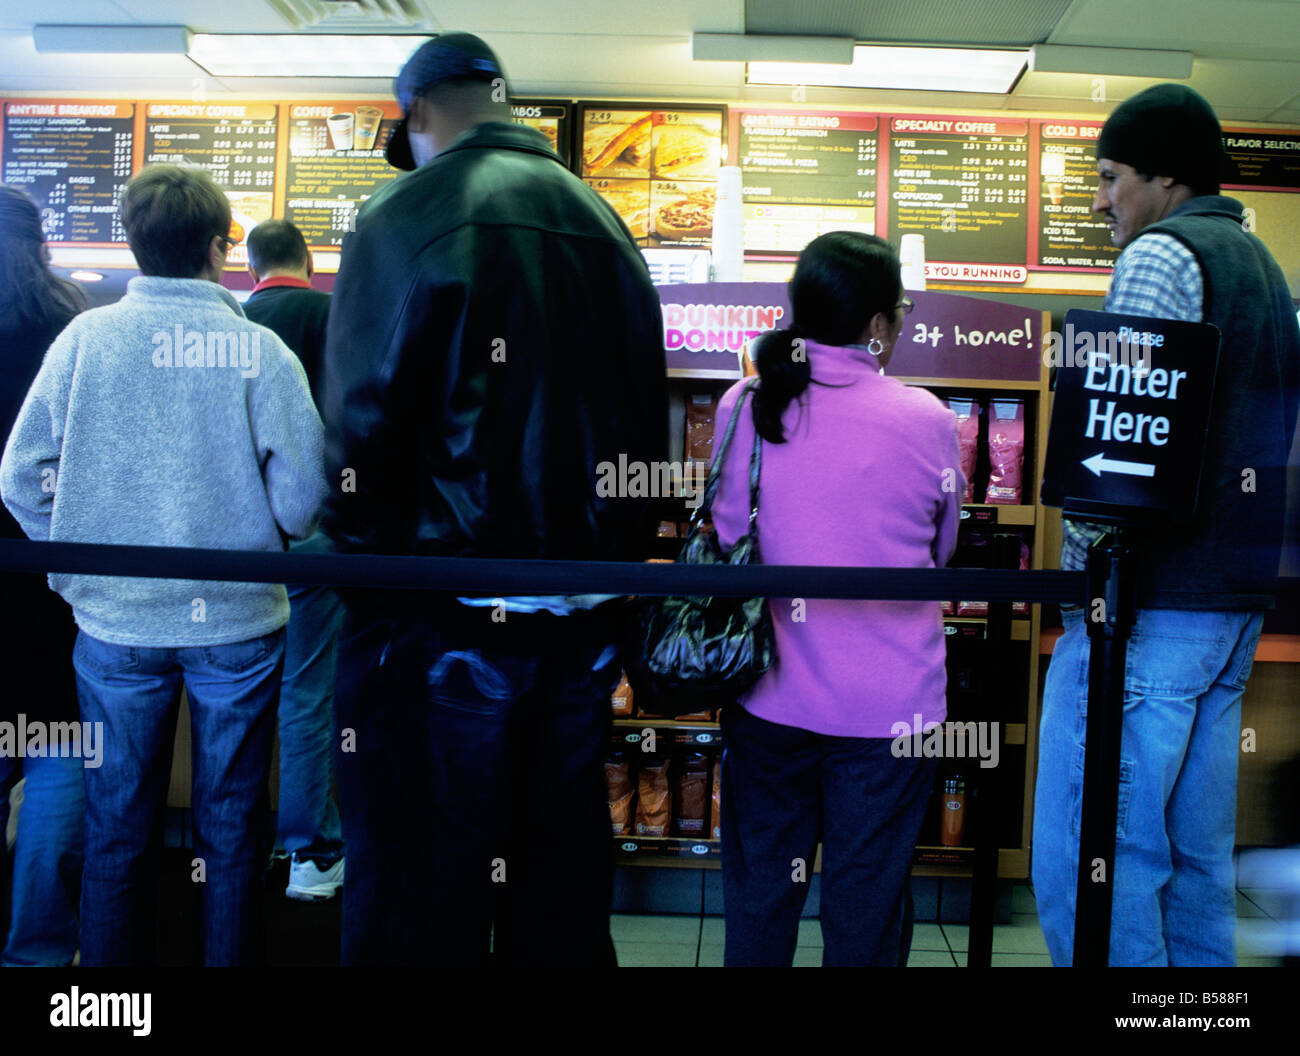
[435,120,560,165]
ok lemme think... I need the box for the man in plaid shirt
[1034,85,1300,966]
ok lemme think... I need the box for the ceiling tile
[1049,0,1300,61]
[744,0,1074,46]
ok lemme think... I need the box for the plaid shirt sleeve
[1059,234,1205,574]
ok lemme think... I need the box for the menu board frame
[884,112,1031,285]
[1030,119,1118,274]
[1221,126,1300,193]
[511,98,573,167]
[280,99,403,255]
[1,99,140,248]
[575,100,728,250]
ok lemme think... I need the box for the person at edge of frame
[1033,83,1300,967]
[0,165,327,966]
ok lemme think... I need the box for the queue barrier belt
[0,539,1089,603]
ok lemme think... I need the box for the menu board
[1223,129,1300,191]
[1035,121,1118,271]
[511,100,571,165]
[143,103,278,247]
[580,104,724,248]
[283,101,401,249]
[1,101,134,245]
[888,116,1029,274]
[737,110,877,253]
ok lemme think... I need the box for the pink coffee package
[946,397,979,503]
[986,399,1025,504]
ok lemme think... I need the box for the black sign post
[1075,531,1136,966]
[1042,309,1221,966]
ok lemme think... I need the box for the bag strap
[698,379,762,525]
[746,402,762,535]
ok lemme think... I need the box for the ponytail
[751,326,812,444]
[747,231,901,443]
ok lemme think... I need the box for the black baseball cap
[385,32,506,170]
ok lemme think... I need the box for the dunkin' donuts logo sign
[662,302,785,353]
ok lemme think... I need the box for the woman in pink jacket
[710,232,963,966]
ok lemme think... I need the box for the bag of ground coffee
[674,752,709,836]
[635,757,672,836]
[711,754,722,840]
[606,754,635,836]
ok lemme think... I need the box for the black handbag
[627,380,774,715]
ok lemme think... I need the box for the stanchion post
[965,533,1020,967]
[1073,529,1136,966]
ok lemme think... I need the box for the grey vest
[1135,196,1300,609]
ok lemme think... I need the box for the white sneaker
[286,856,344,901]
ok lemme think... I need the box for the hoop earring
[866,338,884,357]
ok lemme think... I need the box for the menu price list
[144,103,278,241]
[738,110,877,252]
[284,102,400,247]
[1,102,134,244]
[1035,122,1118,270]
[888,117,1029,266]
[1223,130,1300,190]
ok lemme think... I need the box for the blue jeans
[73,628,284,966]
[334,600,620,966]
[720,704,935,966]
[277,531,344,866]
[1033,607,1263,966]
[0,753,85,966]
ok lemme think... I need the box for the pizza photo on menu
[651,184,716,243]
[652,120,719,181]
[582,112,652,177]
[586,179,650,240]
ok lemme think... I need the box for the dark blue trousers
[720,704,935,966]
[334,598,620,967]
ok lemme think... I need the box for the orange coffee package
[635,758,672,836]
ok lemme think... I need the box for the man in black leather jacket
[320,33,668,966]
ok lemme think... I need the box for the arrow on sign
[1081,453,1156,478]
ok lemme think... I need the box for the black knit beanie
[1096,83,1224,195]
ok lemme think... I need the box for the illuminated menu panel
[1223,129,1300,191]
[888,116,1029,275]
[580,105,724,248]
[511,100,571,165]
[1,101,134,244]
[737,110,877,253]
[283,101,400,248]
[1035,121,1117,271]
[143,103,278,247]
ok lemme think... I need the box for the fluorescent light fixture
[189,34,423,78]
[748,45,1027,94]
[34,24,191,54]
[68,270,105,282]
[1029,44,1192,79]
[693,34,853,65]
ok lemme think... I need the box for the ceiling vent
[266,0,438,30]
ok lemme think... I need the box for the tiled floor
[612,882,1289,966]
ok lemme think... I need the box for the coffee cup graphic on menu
[354,106,383,151]
[327,112,355,151]
[1041,152,1066,206]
